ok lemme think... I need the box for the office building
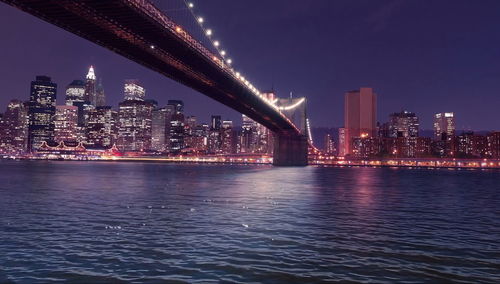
[54,105,78,143]
[343,87,377,156]
[27,75,57,151]
[434,112,455,140]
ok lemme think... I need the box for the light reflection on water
[0,161,499,283]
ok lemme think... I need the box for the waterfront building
[27,75,57,151]
[338,128,346,157]
[240,114,258,153]
[167,100,184,153]
[207,115,222,154]
[351,136,380,158]
[84,66,97,106]
[0,100,28,154]
[434,112,455,140]
[221,120,233,154]
[456,132,488,158]
[86,106,117,148]
[388,111,419,138]
[117,100,153,151]
[151,107,171,152]
[54,105,78,143]
[184,123,208,153]
[343,87,377,156]
[324,134,336,155]
[487,132,500,158]
[124,79,145,101]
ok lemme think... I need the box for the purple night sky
[0,0,499,130]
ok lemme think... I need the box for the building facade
[343,87,377,156]
[27,76,57,151]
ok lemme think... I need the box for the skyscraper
[240,114,258,153]
[124,79,145,101]
[117,100,153,151]
[0,100,28,154]
[65,80,85,106]
[96,79,106,107]
[54,105,78,143]
[84,66,97,106]
[167,100,184,153]
[434,112,455,140]
[86,106,117,148]
[221,120,233,154]
[343,87,377,156]
[27,75,57,151]
[388,111,419,138]
[208,115,222,154]
[151,107,173,152]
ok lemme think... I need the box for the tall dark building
[211,115,222,131]
[167,100,184,153]
[27,75,57,151]
[96,79,106,107]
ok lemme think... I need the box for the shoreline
[2,156,500,170]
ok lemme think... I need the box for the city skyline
[1,1,499,130]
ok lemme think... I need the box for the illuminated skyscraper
[151,107,173,152]
[86,106,117,148]
[167,100,184,153]
[208,115,222,154]
[65,80,85,106]
[84,66,97,106]
[0,100,28,154]
[434,112,455,140]
[343,87,377,156]
[117,100,153,151]
[54,105,78,143]
[221,120,233,154]
[117,80,153,151]
[240,114,258,153]
[124,79,145,101]
[27,75,57,151]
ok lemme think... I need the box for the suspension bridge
[0,0,317,166]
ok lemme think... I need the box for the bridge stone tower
[273,97,309,166]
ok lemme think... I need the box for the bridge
[1,0,310,166]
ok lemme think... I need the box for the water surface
[0,161,499,283]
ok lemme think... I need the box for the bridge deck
[2,0,300,135]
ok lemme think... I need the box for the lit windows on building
[388,111,419,138]
[28,76,57,151]
[124,79,146,101]
[0,100,28,154]
[86,106,117,148]
[434,112,455,140]
[117,100,153,151]
[65,80,85,106]
[54,105,78,143]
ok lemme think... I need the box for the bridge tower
[273,97,309,166]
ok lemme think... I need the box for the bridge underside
[2,0,308,166]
